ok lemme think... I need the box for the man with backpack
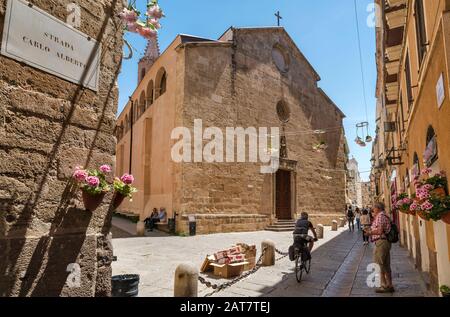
[347,206,355,232]
[364,202,397,293]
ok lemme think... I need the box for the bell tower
[138,35,160,83]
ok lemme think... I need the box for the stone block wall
[0,0,123,296]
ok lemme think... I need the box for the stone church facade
[116,27,347,234]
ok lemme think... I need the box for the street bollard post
[261,240,275,266]
[136,221,145,236]
[331,220,338,231]
[317,224,324,239]
[174,263,198,297]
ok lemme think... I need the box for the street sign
[1,0,101,91]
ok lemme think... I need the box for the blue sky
[118,0,377,180]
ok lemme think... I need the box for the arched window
[155,67,167,99]
[424,125,438,167]
[139,91,146,117]
[412,152,420,180]
[147,80,154,106]
[160,72,167,95]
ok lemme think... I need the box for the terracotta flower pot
[441,211,450,225]
[113,192,127,209]
[82,191,105,212]
[418,211,429,221]
[431,187,447,198]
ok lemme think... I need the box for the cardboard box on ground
[201,243,257,278]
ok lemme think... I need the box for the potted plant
[440,285,450,297]
[395,193,413,214]
[113,173,137,209]
[412,170,450,223]
[421,169,448,198]
[73,165,111,211]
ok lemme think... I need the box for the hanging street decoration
[119,0,165,40]
[355,121,372,147]
[313,141,328,152]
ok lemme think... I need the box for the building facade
[372,0,450,295]
[115,27,348,235]
[361,181,373,208]
[347,158,363,208]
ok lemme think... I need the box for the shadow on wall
[0,0,122,296]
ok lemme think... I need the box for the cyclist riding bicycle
[293,212,318,256]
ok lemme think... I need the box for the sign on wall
[1,0,101,91]
[436,73,445,109]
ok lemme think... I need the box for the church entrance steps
[266,220,296,232]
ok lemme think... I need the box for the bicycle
[293,235,312,283]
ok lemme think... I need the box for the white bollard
[174,263,198,297]
[332,220,338,231]
[261,240,275,266]
[317,224,324,239]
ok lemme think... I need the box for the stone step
[276,219,295,223]
[265,226,295,232]
[268,224,296,229]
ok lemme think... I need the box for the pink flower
[410,202,420,211]
[86,176,100,187]
[421,201,433,211]
[423,184,433,191]
[126,22,139,33]
[121,174,134,185]
[417,187,431,200]
[421,168,432,176]
[119,8,138,23]
[149,18,161,29]
[138,27,157,39]
[73,169,88,182]
[100,165,112,173]
[147,4,163,19]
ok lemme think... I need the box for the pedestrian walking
[347,206,355,232]
[360,209,371,245]
[364,202,395,293]
[355,208,361,232]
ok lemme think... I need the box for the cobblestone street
[112,217,429,297]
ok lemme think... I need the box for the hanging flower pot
[441,211,450,225]
[72,165,112,212]
[82,191,106,212]
[431,187,447,199]
[113,174,137,209]
[417,211,429,221]
[112,192,127,209]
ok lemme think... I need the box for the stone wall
[0,0,123,296]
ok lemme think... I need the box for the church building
[115,27,348,234]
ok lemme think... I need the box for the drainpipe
[129,96,134,174]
